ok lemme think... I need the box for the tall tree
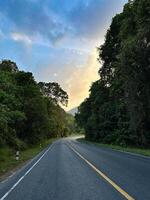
[76,0,150,147]
[38,82,68,107]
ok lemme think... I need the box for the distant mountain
[68,107,78,116]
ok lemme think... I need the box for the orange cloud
[35,48,100,111]
[61,49,99,110]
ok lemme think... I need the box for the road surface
[0,138,150,200]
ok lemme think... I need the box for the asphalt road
[0,138,150,200]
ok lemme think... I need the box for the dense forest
[75,0,150,147]
[0,60,74,150]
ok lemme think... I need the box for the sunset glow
[0,0,127,110]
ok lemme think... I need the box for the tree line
[75,0,150,147]
[0,60,74,150]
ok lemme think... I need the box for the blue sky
[0,0,127,110]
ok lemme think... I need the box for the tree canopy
[75,0,150,147]
[0,60,72,149]
[38,82,68,107]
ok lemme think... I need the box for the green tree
[0,59,71,149]
[38,82,68,107]
[76,0,150,147]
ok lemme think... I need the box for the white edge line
[1,149,46,184]
[0,144,54,200]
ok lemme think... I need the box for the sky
[0,0,127,110]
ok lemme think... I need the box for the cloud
[68,0,127,40]
[11,32,32,45]
[0,0,127,110]
[62,49,99,110]
[0,0,127,46]
[0,0,68,45]
[33,47,99,110]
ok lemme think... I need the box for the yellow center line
[68,143,135,200]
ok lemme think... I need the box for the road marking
[0,144,54,200]
[68,143,135,200]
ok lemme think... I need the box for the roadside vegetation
[0,60,75,176]
[0,138,56,178]
[78,138,150,157]
[75,0,150,149]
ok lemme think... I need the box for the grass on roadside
[0,138,56,178]
[77,138,150,157]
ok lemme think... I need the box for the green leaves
[0,60,18,73]
[0,59,71,149]
[76,0,150,147]
[38,82,68,107]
